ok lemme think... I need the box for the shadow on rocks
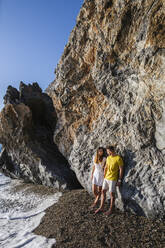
[117,149,145,217]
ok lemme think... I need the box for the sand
[34,189,165,248]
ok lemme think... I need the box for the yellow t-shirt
[105,155,124,181]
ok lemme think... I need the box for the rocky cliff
[0,0,164,218]
[0,82,80,189]
[46,0,165,217]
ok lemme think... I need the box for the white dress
[92,155,106,186]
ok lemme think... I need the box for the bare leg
[104,192,115,215]
[92,186,102,206]
[95,189,107,214]
[90,184,98,208]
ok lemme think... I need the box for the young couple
[91,146,124,215]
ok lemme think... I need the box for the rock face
[0,82,81,190]
[46,0,165,217]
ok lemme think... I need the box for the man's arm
[117,165,124,186]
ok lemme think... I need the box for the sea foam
[0,173,61,248]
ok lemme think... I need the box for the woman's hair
[94,147,104,164]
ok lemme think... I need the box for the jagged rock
[0,148,17,178]
[3,85,19,105]
[0,82,81,190]
[46,0,165,217]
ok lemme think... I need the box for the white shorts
[102,179,117,193]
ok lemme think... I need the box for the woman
[91,147,106,208]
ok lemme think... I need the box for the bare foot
[89,202,97,209]
[94,207,103,214]
[104,210,113,216]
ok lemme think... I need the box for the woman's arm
[103,159,106,169]
[91,165,95,180]
[104,164,107,178]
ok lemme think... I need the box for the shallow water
[0,173,61,248]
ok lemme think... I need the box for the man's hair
[106,145,115,152]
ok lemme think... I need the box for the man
[95,146,124,215]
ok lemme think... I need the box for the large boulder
[0,82,81,190]
[46,0,165,217]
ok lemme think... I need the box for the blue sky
[0,0,84,109]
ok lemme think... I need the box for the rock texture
[46,0,165,217]
[0,82,80,190]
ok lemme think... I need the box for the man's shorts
[102,179,117,193]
